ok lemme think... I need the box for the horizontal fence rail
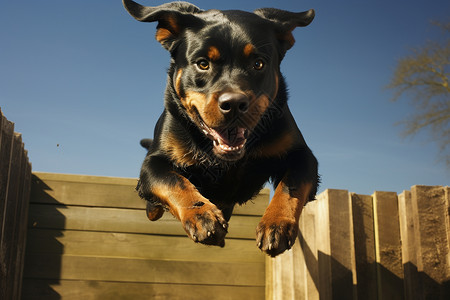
[0,108,32,300]
[266,186,450,300]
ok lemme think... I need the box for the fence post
[411,185,450,299]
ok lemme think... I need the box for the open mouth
[198,119,248,159]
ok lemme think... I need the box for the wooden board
[23,254,265,287]
[25,229,265,264]
[398,190,421,299]
[301,200,319,300]
[316,189,355,300]
[28,204,261,240]
[22,279,265,300]
[31,172,269,216]
[372,191,404,299]
[411,185,450,299]
[351,193,377,300]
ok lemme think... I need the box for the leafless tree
[388,21,450,166]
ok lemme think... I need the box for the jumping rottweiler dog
[123,0,319,257]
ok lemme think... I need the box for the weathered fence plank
[351,193,377,300]
[300,200,319,300]
[316,189,355,300]
[24,254,264,286]
[30,172,268,215]
[372,191,404,299]
[398,190,421,299]
[22,279,265,300]
[25,229,263,264]
[27,204,261,239]
[411,185,450,299]
[0,109,32,300]
[268,185,449,299]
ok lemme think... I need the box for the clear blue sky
[1,0,448,195]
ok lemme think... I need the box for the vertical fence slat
[411,185,450,299]
[398,190,421,299]
[0,109,32,300]
[17,159,32,299]
[0,110,15,232]
[0,109,15,299]
[316,189,355,300]
[292,232,306,300]
[351,193,377,300]
[2,133,24,299]
[372,191,404,299]
[300,200,319,300]
[265,255,274,300]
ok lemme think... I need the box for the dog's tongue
[215,127,246,147]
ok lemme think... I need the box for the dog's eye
[197,60,210,71]
[253,59,265,70]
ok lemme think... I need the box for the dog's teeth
[213,140,218,147]
[207,231,211,237]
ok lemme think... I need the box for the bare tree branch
[387,21,450,167]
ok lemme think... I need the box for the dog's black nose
[218,93,249,114]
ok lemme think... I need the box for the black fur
[124,0,319,256]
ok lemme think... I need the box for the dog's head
[124,0,314,162]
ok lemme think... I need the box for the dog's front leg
[256,177,312,257]
[138,158,228,247]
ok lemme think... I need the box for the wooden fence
[2,109,449,299]
[0,109,32,300]
[22,172,268,299]
[266,186,450,300]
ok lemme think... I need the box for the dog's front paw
[181,201,228,247]
[256,215,298,257]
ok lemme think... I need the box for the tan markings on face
[181,91,224,128]
[251,131,294,158]
[181,91,207,115]
[175,69,183,97]
[243,43,255,57]
[160,131,197,167]
[207,46,221,61]
[272,72,279,100]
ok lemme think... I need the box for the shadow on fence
[0,108,32,300]
[266,186,450,300]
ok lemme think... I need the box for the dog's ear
[254,8,314,54]
[123,0,204,51]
